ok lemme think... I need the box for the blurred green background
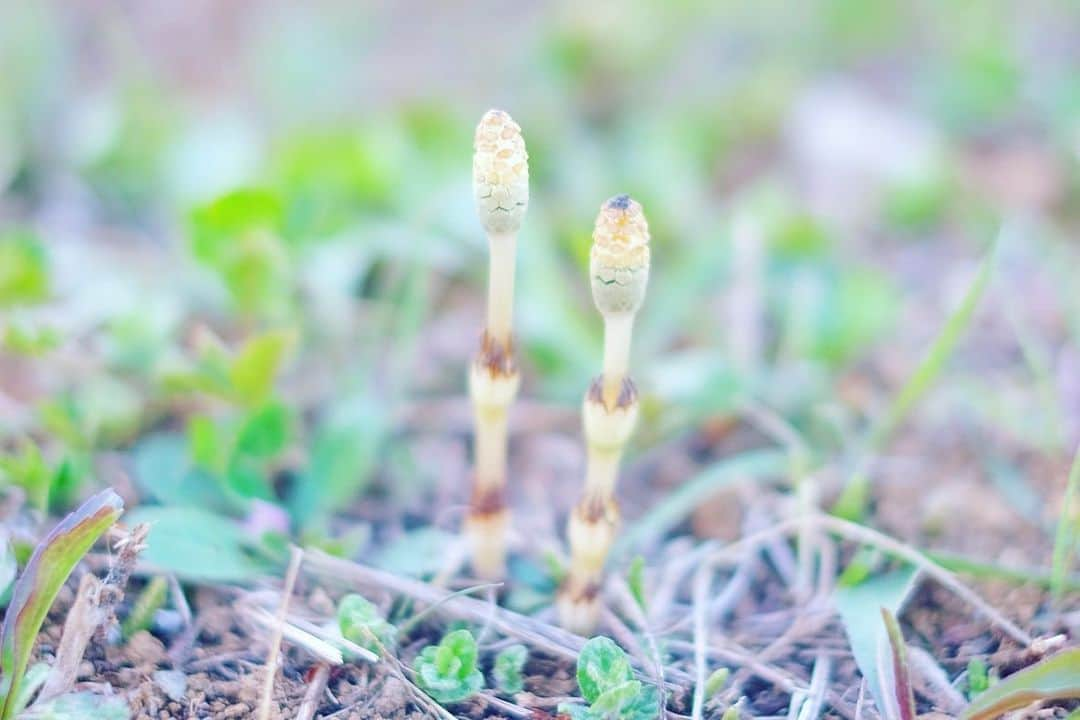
[2,1,1079,574]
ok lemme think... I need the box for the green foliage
[492,644,528,695]
[966,657,991,699]
[0,538,15,607]
[337,594,397,654]
[127,506,269,583]
[0,441,54,512]
[122,576,169,640]
[833,568,918,720]
[0,489,123,720]
[271,128,398,237]
[414,629,485,704]
[188,188,292,316]
[626,556,647,612]
[0,230,48,307]
[560,637,659,720]
[2,320,59,357]
[228,331,294,407]
[960,648,1080,720]
[880,608,916,720]
[703,667,729,699]
[289,396,385,530]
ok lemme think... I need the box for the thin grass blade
[0,489,123,720]
[835,244,996,519]
[1051,443,1080,603]
[959,648,1080,720]
[880,608,916,720]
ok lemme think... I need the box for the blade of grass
[0,489,123,720]
[880,608,916,720]
[929,550,1080,592]
[1051,442,1080,604]
[835,244,996,519]
[834,568,919,719]
[959,648,1080,720]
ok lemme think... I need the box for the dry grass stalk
[256,545,304,720]
[558,195,651,633]
[39,522,149,702]
[466,108,529,579]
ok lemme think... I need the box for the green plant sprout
[413,628,485,704]
[337,593,397,654]
[466,109,530,579]
[121,576,168,640]
[492,644,528,694]
[0,489,124,720]
[559,195,651,634]
[966,657,991,699]
[558,636,659,720]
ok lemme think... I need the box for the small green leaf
[966,657,991,699]
[18,691,128,720]
[0,489,123,720]
[229,331,293,407]
[235,402,291,458]
[188,187,285,266]
[960,648,1080,720]
[592,680,642,714]
[624,684,660,720]
[704,667,729,699]
[0,441,52,512]
[0,231,49,307]
[577,637,635,705]
[122,576,169,640]
[289,397,384,530]
[493,644,528,694]
[414,629,484,704]
[131,433,226,510]
[127,506,268,583]
[337,594,397,653]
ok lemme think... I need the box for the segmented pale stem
[560,195,651,633]
[466,109,529,580]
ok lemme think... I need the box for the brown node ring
[588,374,638,409]
[477,329,516,376]
[469,482,507,517]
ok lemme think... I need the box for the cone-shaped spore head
[473,109,529,234]
[590,194,650,315]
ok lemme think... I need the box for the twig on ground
[707,514,1033,646]
[38,573,104,702]
[795,654,831,720]
[97,522,150,639]
[651,540,714,625]
[256,545,304,720]
[907,645,966,713]
[481,693,534,718]
[295,663,331,720]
